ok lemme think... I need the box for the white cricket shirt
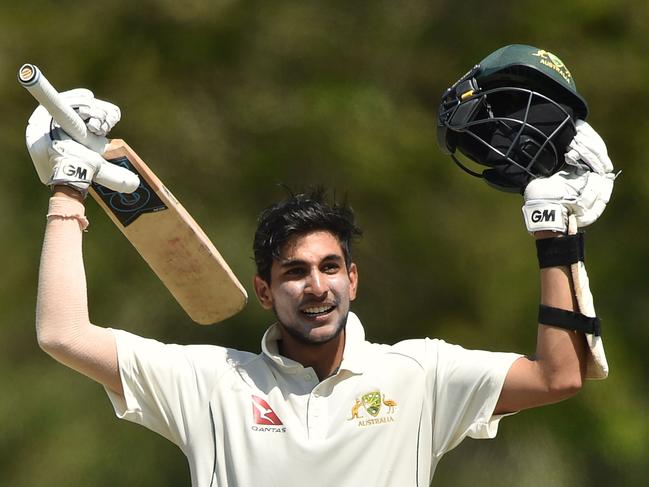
[106,312,520,486]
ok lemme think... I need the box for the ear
[253,275,274,310]
[348,263,359,301]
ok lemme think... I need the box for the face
[254,231,358,345]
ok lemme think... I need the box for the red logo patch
[251,395,283,425]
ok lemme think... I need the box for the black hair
[253,186,362,283]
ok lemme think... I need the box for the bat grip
[19,64,88,141]
[19,64,140,194]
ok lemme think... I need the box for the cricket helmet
[437,44,588,193]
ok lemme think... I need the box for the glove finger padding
[565,172,615,227]
[75,98,121,136]
[564,120,613,174]
[55,88,95,105]
[55,89,121,136]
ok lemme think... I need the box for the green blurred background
[1,0,647,485]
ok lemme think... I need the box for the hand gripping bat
[19,64,247,325]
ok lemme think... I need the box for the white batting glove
[26,89,138,194]
[48,139,108,193]
[53,88,121,136]
[565,120,613,174]
[522,168,615,232]
[522,122,616,233]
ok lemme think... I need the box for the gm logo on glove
[62,164,88,180]
[531,209,556,223]
[50,163,90,187]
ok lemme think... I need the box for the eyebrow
[278,254,344,268]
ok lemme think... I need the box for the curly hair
[253,186,362,283]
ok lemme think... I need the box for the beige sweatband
[46,196,89,231]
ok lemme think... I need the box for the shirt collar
[337,312,367,374]
[261,323,303,371]
[260,311,368,375]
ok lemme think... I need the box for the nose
[305,269,328,297]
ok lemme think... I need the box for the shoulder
[110,328,260,374]
[360,337,445,372]
[365,337,515,372]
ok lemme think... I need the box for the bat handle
[18,64,88,141]
[18,64,140,193]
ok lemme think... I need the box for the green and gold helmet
[437,44,588,193]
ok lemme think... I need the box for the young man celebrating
[29,48,615,486]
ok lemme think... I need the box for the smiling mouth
[301,304,336,317]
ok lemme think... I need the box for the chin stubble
[275,309,349,346]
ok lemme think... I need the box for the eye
[284,266,306,277]
[322,262,341,274]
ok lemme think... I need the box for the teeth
[303,305,333,315]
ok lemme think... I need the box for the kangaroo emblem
[348,398,363,420]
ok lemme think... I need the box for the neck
[278,328,346,381]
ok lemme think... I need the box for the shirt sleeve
[429,340,521,456]
[104,329,232,449]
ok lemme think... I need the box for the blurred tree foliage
[1,0,647,485]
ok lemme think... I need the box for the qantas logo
[252,395,282,425]
[251,395,286,432]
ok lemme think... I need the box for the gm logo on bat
[531,209,556,223]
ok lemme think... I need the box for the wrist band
[535,233,584,268]
[47,196,89,231]
[538,304,601,336]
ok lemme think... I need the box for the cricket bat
[19,63,247,325]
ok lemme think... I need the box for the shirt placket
[304,371,329,440]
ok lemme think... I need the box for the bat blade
[90,139,247,324]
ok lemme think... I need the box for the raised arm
[495,232,587,414]
[495,121,615,414]
[26,89,134,397]
[37,187,123,396]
